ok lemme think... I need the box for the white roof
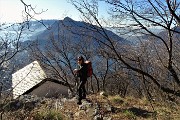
[12,61,47,99]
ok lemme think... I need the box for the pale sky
[0,0,109,23]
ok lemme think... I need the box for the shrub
[123,110,136,119]
[112,97,124,105]
[33,109,64,120]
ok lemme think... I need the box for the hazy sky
[0,0,109,23]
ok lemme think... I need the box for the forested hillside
[0,0,179,119]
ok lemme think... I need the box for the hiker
[74,56,88,105]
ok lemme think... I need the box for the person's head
[77,56,84,65]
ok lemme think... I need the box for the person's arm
[79,63,88,78]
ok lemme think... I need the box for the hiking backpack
[85,60,93,77]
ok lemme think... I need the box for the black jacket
[78,63,88,81]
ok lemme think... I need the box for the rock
[103,116,112,120]
[24,101,36,110]
[54,99,64,110]
[79,99,93,110]
[93,102,101,115]
[67,112,74,120]
[82,100,93,107]
[75,110,86,116]
[100,91,108,97]
[79,104,87,110]
[61,98,67,103]
[93,114,103,120]
[86,107,95,117]
[68,89,73,98]
[68,97,77,102]
[104,103,114,112]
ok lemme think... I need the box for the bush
[112,96,124,105]
[123,110,136,119]
[33,109,64,120]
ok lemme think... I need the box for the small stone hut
[12,61,70,99]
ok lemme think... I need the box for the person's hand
[73,69,79,74]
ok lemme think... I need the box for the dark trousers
[77,79,87,102]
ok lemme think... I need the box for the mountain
[158,26,180,38]
[21,17,131,49]
[0,20,57,42]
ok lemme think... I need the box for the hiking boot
[77,101,82,105]
[82,95,86,99]
[82,96,86,99]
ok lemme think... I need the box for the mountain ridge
[21,17,131,50]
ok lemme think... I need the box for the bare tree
[0,0,51,119]
[28,34,76,93]
[28,19,102,94]
[69,0,180,98]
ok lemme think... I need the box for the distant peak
[63,17,74,21]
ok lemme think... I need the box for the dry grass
[87,93,180,120]
[1,93,180,120]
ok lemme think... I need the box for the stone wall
[28,81,69,98]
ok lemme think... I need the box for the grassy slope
[1,93,180,120]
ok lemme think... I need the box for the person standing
[75,56,88,105]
